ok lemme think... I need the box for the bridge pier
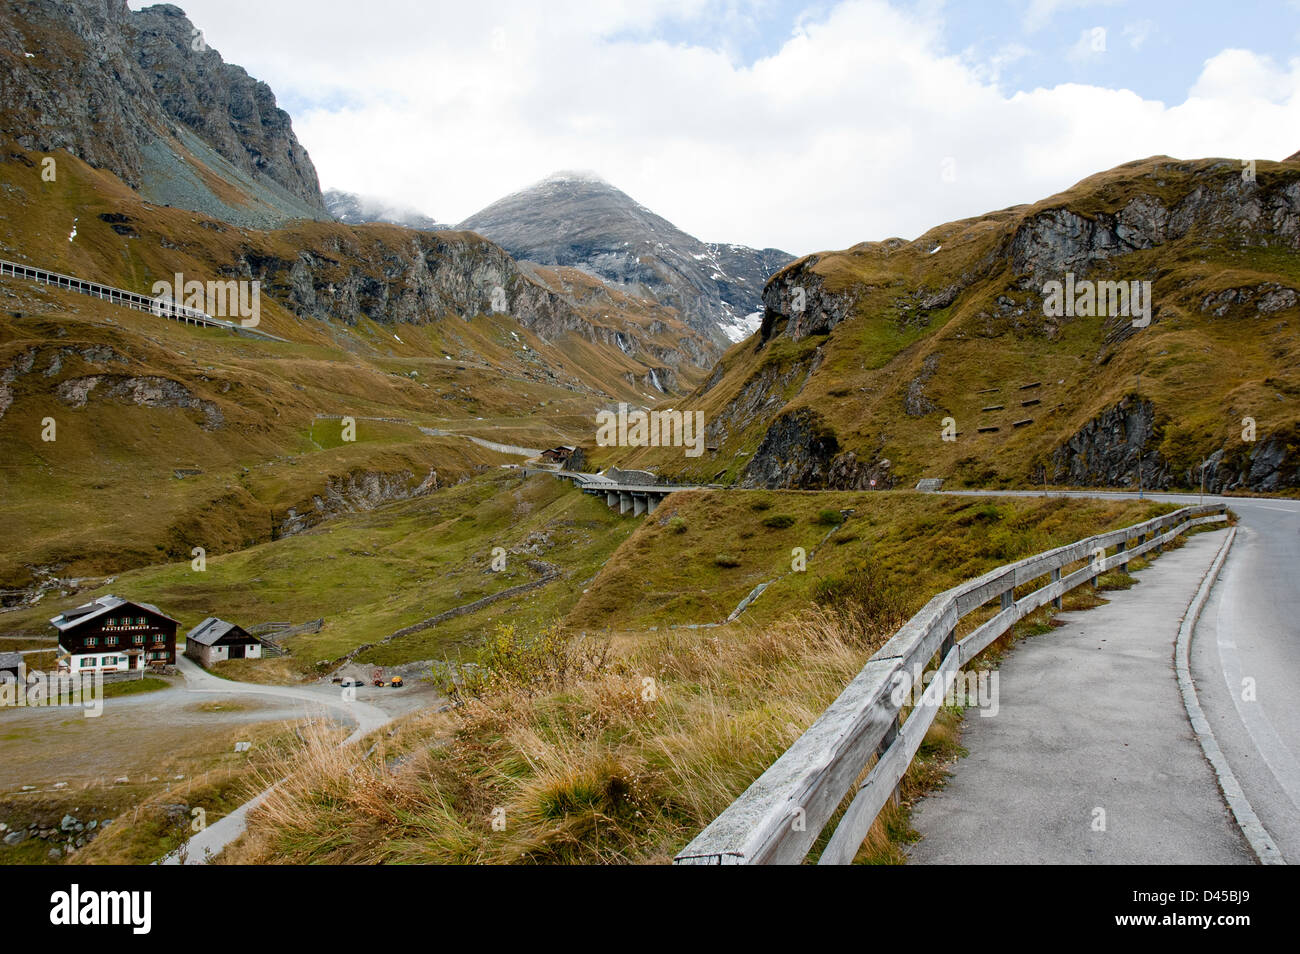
[633,495,647,517]
[619,492,632,515]
[646,495,659,514]
[606,491,618,508]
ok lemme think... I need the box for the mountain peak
[537,169,611,187]
[459,177,793,345]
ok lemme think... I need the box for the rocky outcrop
[758,259,858,344]
[55,374,224,429]
[279,468,436,536]
[702,349,823,449]
[1,342,130,422]
[1049,397,1167,488]
[1008,166,1300,283]
[740,407,893,490]
[904,353,941,416]
[0,347,36,421]
[0,0,327,225]
[1050,397,1298,492]
[229,229,714,375]
[1199,283,1299,317]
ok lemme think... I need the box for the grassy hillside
[0,473,637,673]
[0,142,714,591]
[614,156,1300,494]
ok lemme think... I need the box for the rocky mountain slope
[615,153,1300,495]
[0,0,328,228]
[458,172,793,345]
[0,138,723,591]
[324,189,447,231]
[0,2,712,387]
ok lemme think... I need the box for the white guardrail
[0,257,286,342]
[674,502,1230,865]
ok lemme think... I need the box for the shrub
[814,509,842,526]
[762,514,795,529]
[667,516,687,534]
[431,623,616,702]
[749,499,772,511]
[714,553,741,568]
[812,558,908,627]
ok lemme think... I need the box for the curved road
[938,489,1299,863]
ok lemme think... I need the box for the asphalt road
[910,490,1298,864]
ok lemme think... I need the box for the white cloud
[135,0,1300,255]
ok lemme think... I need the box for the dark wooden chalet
[50,595,178,674]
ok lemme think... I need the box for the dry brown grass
[225,603,907,865]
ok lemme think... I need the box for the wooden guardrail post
[1051,567,1062,609]
[1118,538,1128,572]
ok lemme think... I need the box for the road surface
[910,490,1298,864]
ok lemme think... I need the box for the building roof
[49,594,179,632]
[186,617,252,646]
[0,651,22,670]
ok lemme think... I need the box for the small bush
[749,499,772,512]
[667,516,687,534]
[714,553,741,568]
[812,558,908,627]
[431,623,616,702]
[814,509,842,526]
[762,514,795,529]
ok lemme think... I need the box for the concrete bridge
[523,466,704,516]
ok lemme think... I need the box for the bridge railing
[673,502,1229,865]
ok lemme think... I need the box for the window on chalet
[133,634,145,645]
[84,637,97,647]
[79,659,93,668]
[106,636,118,647]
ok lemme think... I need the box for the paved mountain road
[910,490,1299,864]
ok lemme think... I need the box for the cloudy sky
[131,0,1300,255]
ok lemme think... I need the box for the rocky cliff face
[1052,396,1298,493]
[1005,165,1300,283]
[667,155,1300,494]
[739,407,893,490]
[458,172,793,346]
[1049,397,1168,488]
[226,226,714,376]
[0,0,327,226]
